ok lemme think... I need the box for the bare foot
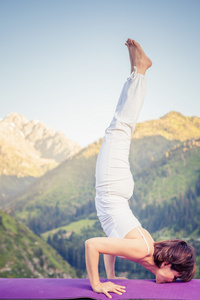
[125,39,152,75]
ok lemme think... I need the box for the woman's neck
[138,255,158,276]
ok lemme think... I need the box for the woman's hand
[93,281,126,298]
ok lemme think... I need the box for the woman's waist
[95,195,132,217]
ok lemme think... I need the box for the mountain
[133,111,200,141]
[0,112,81,166]
[133,139,200,207]
[130,111,200,172]
[4,112,200,236]
[0,112,82,203]
[0,209,76,278]
[4,140,101,232]
[7,137,200,233]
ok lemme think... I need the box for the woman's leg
[95,39,152,238]
[95,69,146,203]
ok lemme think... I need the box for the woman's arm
[104,254,128,280]
[85,236,147,297]
[85,238,126,298]
[104,254,116,279]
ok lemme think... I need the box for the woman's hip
[95,195,141,238]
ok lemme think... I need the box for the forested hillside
[6,141,101,233]
[11,139,200,280]
[0,210,76,278]
[42,170,200,279]
[1,111,200,279]
[7,137,200,236]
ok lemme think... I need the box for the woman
[85,39,196,299]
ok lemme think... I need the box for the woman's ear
[161,262,172,268]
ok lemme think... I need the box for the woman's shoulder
[125,227,155,257]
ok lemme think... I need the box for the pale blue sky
[0,0,199,147]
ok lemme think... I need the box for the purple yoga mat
[0,278,199,300]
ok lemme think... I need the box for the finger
[117,287,126,293]
[105,291,112,299]
[113,289,123,295]
[115,285,126,289]
[115,287,126,293]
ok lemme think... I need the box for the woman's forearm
[104,254,116,279]
[85,239,127,297]
[85,239,101,290]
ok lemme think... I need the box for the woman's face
[156,262,180,284]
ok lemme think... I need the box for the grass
[42,218,96,240]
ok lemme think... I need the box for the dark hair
[154,239,196,282]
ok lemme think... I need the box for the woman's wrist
[107,273,115,279]
[91,281,101,291]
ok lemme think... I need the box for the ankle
[131,65,146,75]
[136,66,146,75]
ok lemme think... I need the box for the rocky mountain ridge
[133,111,200,140]
[0,112,81,166]
[0,112,82,204]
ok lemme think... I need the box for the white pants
[95,68,147,238]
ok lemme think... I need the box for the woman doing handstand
[85,38,196,298]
